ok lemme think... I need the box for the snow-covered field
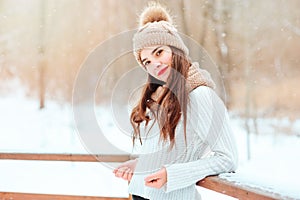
[0,88,299,199]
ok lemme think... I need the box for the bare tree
[38,0,47,109]
[241,0,253,160]
[199,0,213,47]
[211,0,233,107]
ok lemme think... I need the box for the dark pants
[132,194,149,200]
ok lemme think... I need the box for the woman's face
[140,45,172,82]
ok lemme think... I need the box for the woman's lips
[157,66,168,76]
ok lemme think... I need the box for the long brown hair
[130,46,191,148]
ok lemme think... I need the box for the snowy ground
[0,88,299,199]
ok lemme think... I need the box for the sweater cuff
[163,163,198,193]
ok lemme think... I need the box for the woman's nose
[149,56,159,64]
[152,62,161,68]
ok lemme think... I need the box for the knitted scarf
[187,62,216,91]
[151,62,215,101]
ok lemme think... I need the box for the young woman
[113,3,238,200]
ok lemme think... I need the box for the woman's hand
[113,159,137,181]
[144,167,167,189]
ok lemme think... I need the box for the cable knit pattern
[133,20,189,67]
[132,2,189,67]
[128,67,238,199]
[187,62,216,91]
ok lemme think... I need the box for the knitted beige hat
[133,2,189,66]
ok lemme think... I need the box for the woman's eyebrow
[151,46,162,55]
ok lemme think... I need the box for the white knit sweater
[128,86,238,200]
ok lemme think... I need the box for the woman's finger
[122,167,132,180]
[115,167,128,178]
[113,168,118,174]
[144,172,158,183]
[127,170,133,181]
[113,165,123,174]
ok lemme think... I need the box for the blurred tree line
[0,0,300,118]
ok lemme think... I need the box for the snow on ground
[226,117,300,199]
[0,88,299,199]
[0,160,129,198]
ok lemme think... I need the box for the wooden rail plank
[0,192,128,200]
[0,153,130,162]
[197,176,291,200]
[0,153,294,200]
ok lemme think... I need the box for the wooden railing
[197,176,291,200]
[0,153,130,162]
[0,153,293,200]
[0,192,127,200]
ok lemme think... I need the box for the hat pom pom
[139,2,172,27]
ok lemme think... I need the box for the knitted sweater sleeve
[164,86,238,193]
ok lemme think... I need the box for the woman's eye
[156,49,163,56]
[144,60,150,66]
